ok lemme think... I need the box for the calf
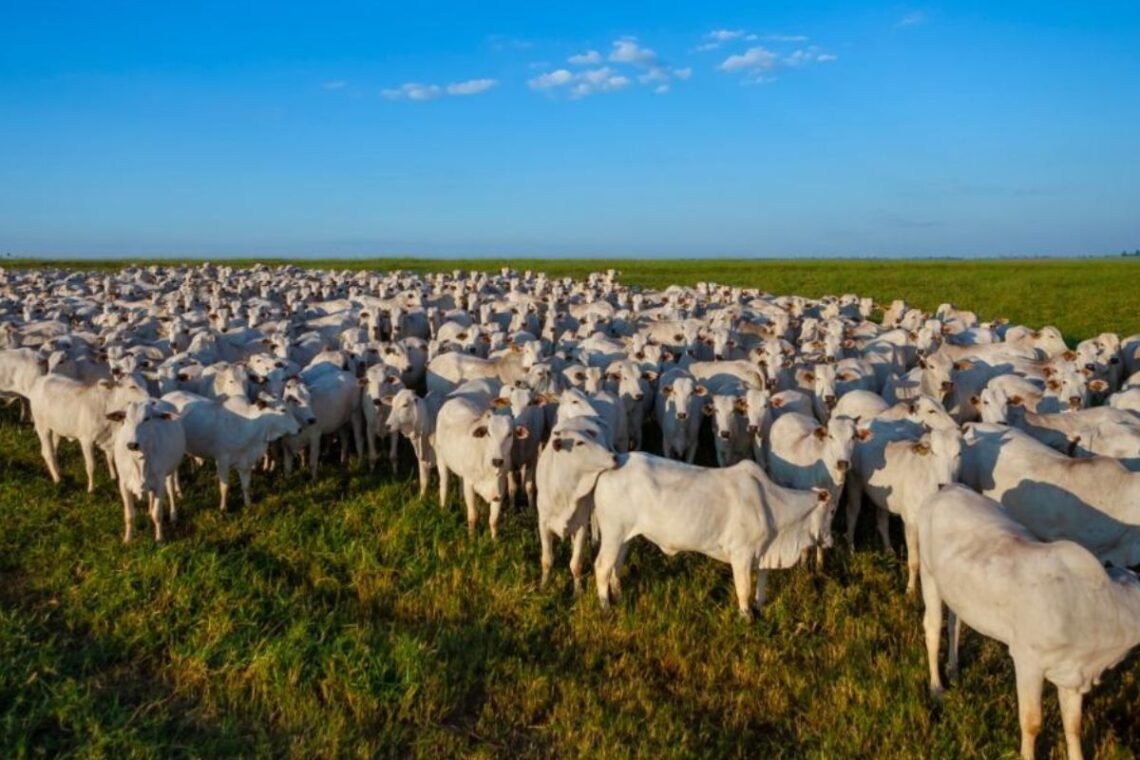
[655,368,708,462]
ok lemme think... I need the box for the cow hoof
[738,607,754,622]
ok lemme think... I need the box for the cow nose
[715,353,725,360]
[747,425,759,435]
[306,417,317,425]
[373,398,384,408]
[1068,396,1081,409]
[1085,363,1096,372]
[491,458,504,467]
[176,373,189,382]
[836,459,850,472]
[677,412,688,420]
[633,393,643,401]
[825,395,837,408]
[126,441,140,451]
[718,431,730,440]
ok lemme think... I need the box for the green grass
[3,259,1140,758]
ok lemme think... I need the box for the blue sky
[1,1,1138,259]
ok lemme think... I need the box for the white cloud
[674,67,692,80]
[653,84,670,95]
[696,29,746,51]
[529,69,574,89]
[764,34,808,42]
[783,47,838,67]
[609,36,657,65]
[529,66,632,98]
[895,11,927,28]
[568,49,602,65]
[719,47,778,74]
[382,83,443,101]
[446,78,498,96]
[383,78,497,101]
[322,80,347,90]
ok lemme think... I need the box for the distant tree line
[1123,250,1140,257]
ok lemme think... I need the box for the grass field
[2,258,1140,759]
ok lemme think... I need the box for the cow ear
[491,396,511,409]
[733,398,748,413]
[158,411,178,420]
[701,404,715,416]
[357,377,368,387]
[514,425,530,440]
[661,385,673,396]
[510,344,522,353]
[98,379,114,389]
[1042,366,1056,378]
[1087,379,1107,392]
[1009,395,1024,407]
[813,426,827,440]
[940,381,954,393]
[953,359,975,371]
[803,371,815,382]
[386,376,399,385]
[838,371,855,382]
[641,370,658,382]
[472,426,489,438]
[531,394,548,407]
[771,396,784,408]
[913,442,932,456]
[551,437,564,452]
[1046,379,1062,391]
[694,385,708,397]
[106,410,126,421]
[855,427,873,442]
[969,395,980,406]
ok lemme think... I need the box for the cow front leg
[463,480,479,537]
[1014,658,1044,760]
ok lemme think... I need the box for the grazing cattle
[385,388,445,498]
[434,383,526,538]
[164,391,301,511]
[655,368,707,462]
[591,453,835,618]
[29,373,150,492]
[535,417,620,590]
[360,364,405,470]
[283,368,364,479]
[110,399,186,542]
[847,428,962,592]
[918,485,1140,760]
[961,424,1140,567]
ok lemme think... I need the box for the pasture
[2,258,1139,759]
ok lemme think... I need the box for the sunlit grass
[2,259,1139,756]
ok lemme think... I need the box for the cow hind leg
[35,426,61,484]
[570,525,591,596]
[920,568,945,697]
[1057,684,1084,760]
[1013,658,1044,760]
[593,534,624,609]
[753,567,769,610]
[238,467,253,506]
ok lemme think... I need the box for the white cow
[385,388,445,499]
[163,391,301,511]
[961,424,1140,567]
[655,368,707,462]
[110,399,186,542]
[29,374,150,492]
[918,485,1140,760]
[360,364,405,470]
[591,454,835,618]
[434,383,526,538]
[847,428,962,593]
[536,417,620,591]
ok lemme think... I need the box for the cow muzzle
[126,441,140,452]
[491,457,504,468]
[836,459,850,472]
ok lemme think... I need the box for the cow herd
[3,263,1140,759]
